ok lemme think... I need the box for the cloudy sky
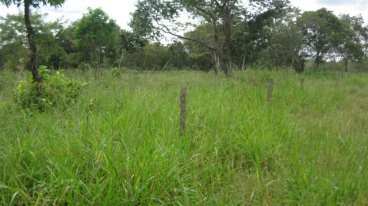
[0,0,367,29]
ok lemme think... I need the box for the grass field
[1,69,368,205]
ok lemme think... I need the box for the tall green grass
[0,69,368,205]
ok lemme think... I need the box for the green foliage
[132,0,290,73]
[298,9,344,65]
[184,24,213,70]
[123,42,191,70]
[14,66,85,111]
[337,15,366,68]
[74,8,121,66]
[0,13,66,70]
[0,0,66,81]
[111,67,122,78]
[121,30,147,52]
[0,0,368,72]
[256,8,304,70]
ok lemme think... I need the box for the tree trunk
[241,56,246,71]
[212,52,220,74]
[211,21,220,75]
[221,2,232,76]
[24,0,42,82]
[315,51,322,69]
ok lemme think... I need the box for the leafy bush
[15,66,86,111]
[111,67,122,78]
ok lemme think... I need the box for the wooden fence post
[267,79,274,102]
[179,87,187,136]
[300,78,305,90]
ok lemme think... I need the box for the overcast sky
[0,0,367,29]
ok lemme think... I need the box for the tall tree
[337,15,367,72]
[0,13,65,70]
[253,7,305,71]
[184,24,214,71]
[297,8,343,68]
[0,0,65,82]
[231,1,292,68]
[74,8,121,67]
[131,0,289,75]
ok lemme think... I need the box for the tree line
[1,0,368,81]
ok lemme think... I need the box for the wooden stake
[300,78,305,90]
[267,79,274,102]
[179,87,187,136]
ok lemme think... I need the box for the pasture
[0,69,368,205]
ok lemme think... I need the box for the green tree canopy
[337,15,367,71]
[131,0,290,74]
[74,8,121,67]
[297,8,344,67]
[0,0,65,82]
[0,13,66,70]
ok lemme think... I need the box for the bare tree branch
[151,16,216,51]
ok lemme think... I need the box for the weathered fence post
[179,87,187,136]
[300,78,305,90]
[267,79,274,102]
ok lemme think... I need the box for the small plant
[15,66,86,111]
[111,67,122,78]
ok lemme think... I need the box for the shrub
[15,66,86,111]
[111,67,122,78]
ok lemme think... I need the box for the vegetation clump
[111,67,122,78]
[15,66,85,111]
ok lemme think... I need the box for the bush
[111,67,122,78]
[15,66,86,111]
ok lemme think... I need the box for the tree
[0,13,66,70]
[131,0,290,75]
[121,42,168,70]
[168,41,190,68]
[231,1,293,68]
[337,15,367,72]
[0,14,28,70]
[0,0,65,82]
[121,30,147,53]
[74,8,121,67]
[253,7,305,71]
[297,8,344,68]
[183,24,214,71]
